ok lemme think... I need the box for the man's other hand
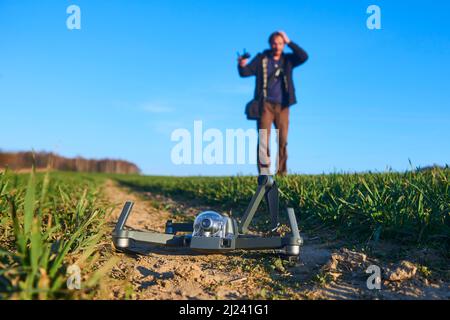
[238,56,248,67]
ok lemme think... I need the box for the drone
[112,175,303,258]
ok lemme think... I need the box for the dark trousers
[257,101,290,175]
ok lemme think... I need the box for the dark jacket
[238,41,308,107]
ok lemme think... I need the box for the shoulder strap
[262,57,268,98]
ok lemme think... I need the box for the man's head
[268,31,286,56]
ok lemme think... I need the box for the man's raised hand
[278,31,291,44]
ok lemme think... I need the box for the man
[238,31,308,175]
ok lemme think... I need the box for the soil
[98,179,450,300]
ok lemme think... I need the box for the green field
[1,167,449,299]
[0,170,115,299]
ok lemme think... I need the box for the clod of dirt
[385,261,417,282]
[319,248,369,282]
[323,248,368,272]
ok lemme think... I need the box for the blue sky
[0,0,449,175]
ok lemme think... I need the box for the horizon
[1,148,447,177]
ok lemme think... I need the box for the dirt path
[100,180,450,300]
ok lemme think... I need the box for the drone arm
[238,183,266,233]
[112,201,187,250]
[239,175,277,233]
[113,201,134,233]
[287,207,301,240]
[265,181,279,230]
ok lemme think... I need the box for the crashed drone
[112,175,303,257]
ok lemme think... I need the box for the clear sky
[1,0,449,175]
